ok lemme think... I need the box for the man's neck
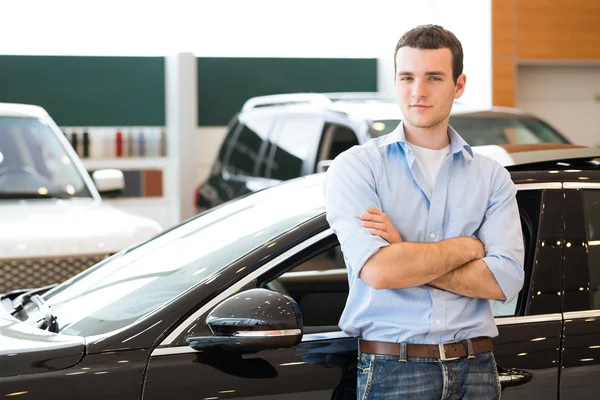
[403,121,450,150]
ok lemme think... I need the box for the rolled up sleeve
[479,166,525,303]
[323,150,389,279]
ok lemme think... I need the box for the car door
[495,184,563,399]
[559,182,600,399]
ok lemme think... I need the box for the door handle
[498,368,533,388]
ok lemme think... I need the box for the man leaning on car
[324,24,524,399]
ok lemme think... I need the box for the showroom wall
[492,0,600,146]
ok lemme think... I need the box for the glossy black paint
[189,289,303,351]
[5,151,600,398]
[1,349,149,399]
[0,314,84,378]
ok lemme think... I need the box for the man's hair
[394,24,463,83]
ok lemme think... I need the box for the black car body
[2,144,600,399]
[195,92,570,212]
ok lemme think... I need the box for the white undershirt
[406,142,450,193]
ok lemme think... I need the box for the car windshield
[369,116,568,146]
[0,117,91,198]
[34,175,326,337]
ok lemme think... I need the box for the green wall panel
[197,57,378,126]
[0,56,165,126]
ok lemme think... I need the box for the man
[323,24,524,399]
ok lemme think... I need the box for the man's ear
[454,73,467,99]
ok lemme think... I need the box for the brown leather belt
[360,337,493,361]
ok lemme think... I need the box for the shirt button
[436,320,441,325]
[429,233,436,239]
[434,289,439,295]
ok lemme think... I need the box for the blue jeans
[357,351,501,399]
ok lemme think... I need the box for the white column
[165,52,198,226]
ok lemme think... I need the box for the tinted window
[269,118,323,180]
[225,117,272,177]
[318,124,359,163]
[580,190,600,309]
[266,244,348,331]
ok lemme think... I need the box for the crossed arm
[359,208,507,301]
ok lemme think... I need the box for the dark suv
[195,92,570,212]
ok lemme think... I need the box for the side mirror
[186,288,303,351]
[92,169,125,195]
[316,160,332,173]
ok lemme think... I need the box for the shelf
[81,158,169,171]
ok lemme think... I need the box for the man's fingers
[360,213,385,222]
[362,221,385,230]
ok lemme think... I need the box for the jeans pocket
[357,353,375,400]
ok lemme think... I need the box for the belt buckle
[438,341,460,361]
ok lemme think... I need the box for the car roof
[0,102,50,119]
[239,92,537,122]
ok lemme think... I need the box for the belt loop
[466,339,476,359]
[357,338,361,360]
[398,342,408,362]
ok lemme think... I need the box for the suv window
[224,117,273,177]
[580,190,600,309]
[268,117,324,180]
[317,123,359,167]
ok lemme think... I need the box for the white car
[0,102,163,293]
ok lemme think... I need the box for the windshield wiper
[8,287,59,333]
[7,284,58,321]
[29,294,59,333]
[0,191,72,199]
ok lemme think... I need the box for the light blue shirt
[323,121,525,344]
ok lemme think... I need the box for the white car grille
[0,254,110,293]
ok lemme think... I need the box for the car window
[224,116,273,177]
[268,117,324,180]
[579,190,600,309]
[0,117,91,198]
[317,123,359,166]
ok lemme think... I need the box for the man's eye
[430,76,442,81]
[400,77,413,81]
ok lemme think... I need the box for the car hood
[0,198,162,259]
[0,312,85,378]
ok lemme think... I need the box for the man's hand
[360,207,402,244]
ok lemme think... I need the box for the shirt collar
[379,120,474,160]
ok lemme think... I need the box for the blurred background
[0,0,598,228]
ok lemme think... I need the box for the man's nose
[411,79,427,99]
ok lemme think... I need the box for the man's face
[394,47,465,130]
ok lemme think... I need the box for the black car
[2,144,599,399]
[195,92,570,212]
